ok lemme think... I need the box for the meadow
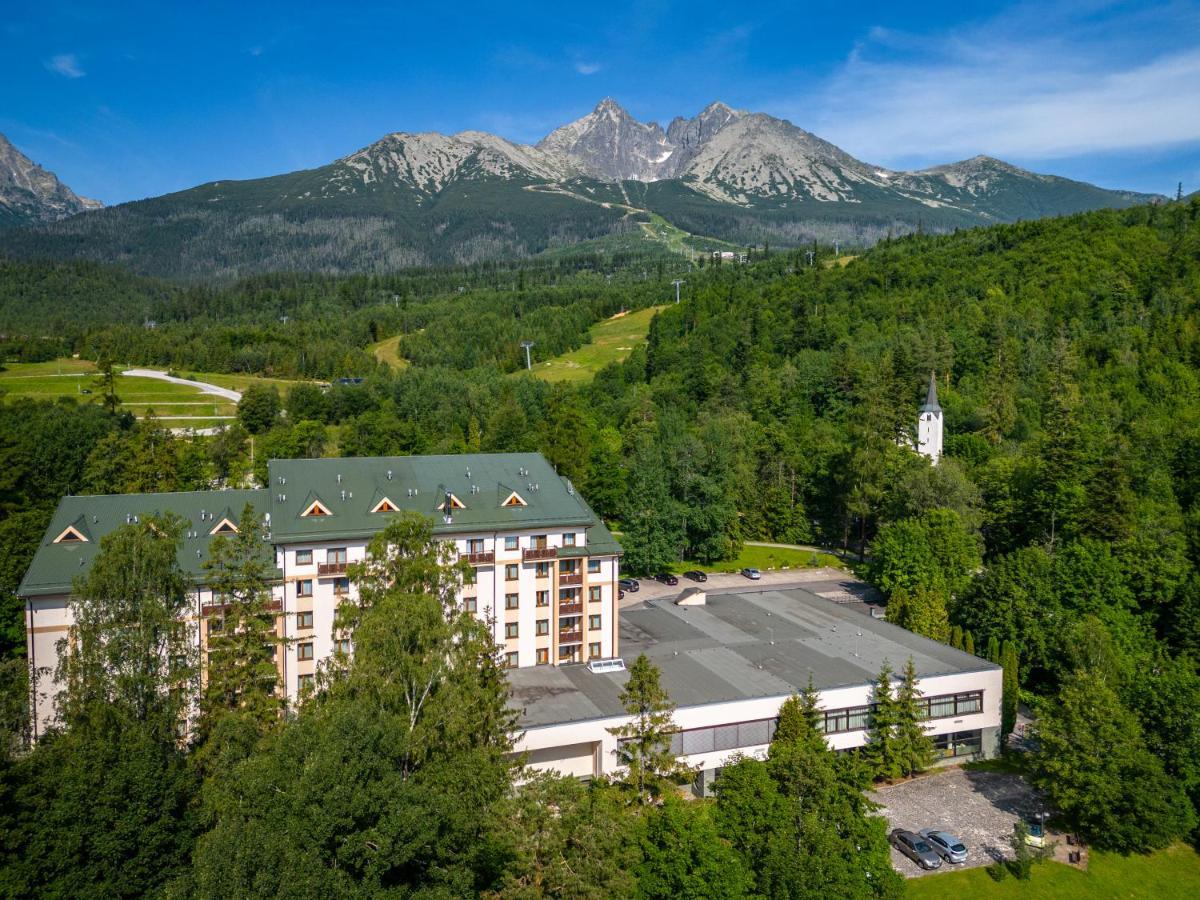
[530,305,665,383]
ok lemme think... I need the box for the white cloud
[783,7,1200,166]
[45,53,85,78]
[575,61,602,75]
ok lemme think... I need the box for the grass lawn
[368,334,408,369]
[531,305,666,383]
[672,544,843,575]
[0,359,275,422]
[904,844,1200,900]
[178,370,307,393]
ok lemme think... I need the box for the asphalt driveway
[870,766,1045,878]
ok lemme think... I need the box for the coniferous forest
[1,198,1200,895]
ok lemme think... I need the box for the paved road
[122,368,242,403]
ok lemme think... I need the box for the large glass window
[933,729,983,758]
[296,549,313,565]
[505,536,519,551]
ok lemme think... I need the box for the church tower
[917,372,943,464]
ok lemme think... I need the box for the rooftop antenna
[443,489,454,525]
[671,278,685,303]
[520,340,535,370]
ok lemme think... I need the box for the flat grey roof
[510,586,998,729]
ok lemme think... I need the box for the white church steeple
[917,372,943,464]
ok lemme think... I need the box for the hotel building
[20,451,1000,788]
[20,452,620,738]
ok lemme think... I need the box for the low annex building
[509,586,1001,789]
[20,452,621,738]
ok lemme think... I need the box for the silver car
[741,567,761,580]
[889,829,942,870]
[920,828,968,863]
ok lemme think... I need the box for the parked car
[889,829,942,870]
[919,829,968,864]
[654,573,679,586]
[1025,821,1046,848]
[683,570,708,582]
[741,567,762,580]
[618,578,640,593]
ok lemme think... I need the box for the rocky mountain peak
[537,99,672,182]
[0,133,101,227]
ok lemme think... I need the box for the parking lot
[870,766,1045,878]
[618,567,882,612]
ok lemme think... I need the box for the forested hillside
[2,198,1199,892]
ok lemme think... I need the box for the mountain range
[0,99,1162,280]
[0,134,101,228]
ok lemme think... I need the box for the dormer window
[371,497,399,513]
[437,494,466,512]
[301,499,332,517]
[501,491,527,507]
[209,518,239,535]
[53,525,89,544]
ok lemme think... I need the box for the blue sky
[3,0,1199,204]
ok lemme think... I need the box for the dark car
[618,589,626,601]
[683,570,708,582]
[919,829,968,864]
[654,573,679,586]
[618,578,640,593]
[889,829,942,870]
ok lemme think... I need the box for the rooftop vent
[386,469,393,480]
[337,473,342,484]
[587,657,626,674]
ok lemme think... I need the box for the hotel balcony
[459,551,495,565]
[203,599,282,616]
[523,546,557,562]
[317,562,348,576]
[558,601,583,616]
[558,572,583,586]
[558,630,583,645]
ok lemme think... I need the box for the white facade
[917,408,943,463]
[26,526,619,737]
[516,667,1002,782]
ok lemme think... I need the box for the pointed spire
[921,372,941,413]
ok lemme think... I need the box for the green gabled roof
[19,489,271,597]
[19,453,624,599]
[266,453,601,543]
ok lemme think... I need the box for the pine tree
[894,657,935,777]
[1001,641,1020,739]
[196,504,286,748]
[864,661,902,781]
[950,625,964,649]
[964,631,976,656]
[773,676,824,750]
[609,653,684,803]
[986,634,1001,663]
[93,355,120,414]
